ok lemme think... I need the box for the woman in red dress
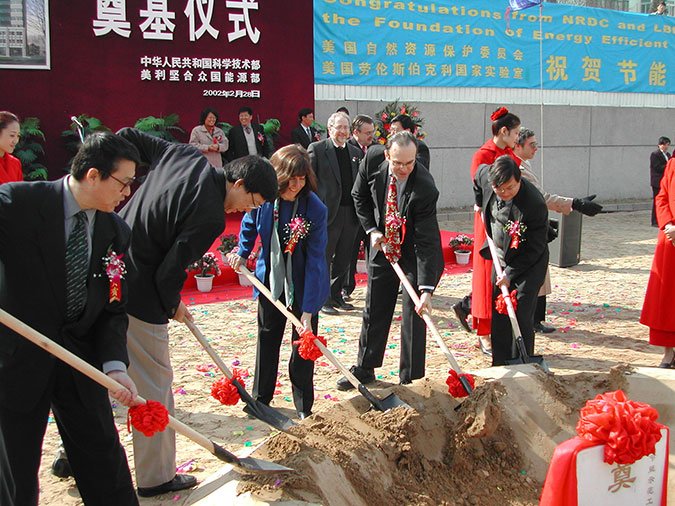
[470,107,521,354]
[0,112,23,184]
[640,157,675,368]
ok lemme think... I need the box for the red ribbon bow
[127,399,169,437]
[576,390,664,465]
[495,289,518,315]
[211,369,245,406]
[293,329,327,361]
[445,369,475,398]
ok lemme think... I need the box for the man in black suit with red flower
[226,106,273,161]
[0,132,141,505]
[473,155,549,366]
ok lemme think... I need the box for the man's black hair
[224,155,278,202]
[71,132,141,181]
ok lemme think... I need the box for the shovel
[481,218,550,372]
[238,266,410,412]
[184,319,296,433]
[0,308,292,475]
[388,260,473,396]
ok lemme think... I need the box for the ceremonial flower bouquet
[504,220,527,249]
[284,216,311,254]
[449,234,474,252]
[188,252,221,277]
[373,100,426,144]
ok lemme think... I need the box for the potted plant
[229,245,260,286]
[217,234,238,264]
[449,234,474,265]
[14,117,48,181]
[188,252,221,292]
[134,113,185,142]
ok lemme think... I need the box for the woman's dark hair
[0,111,20,132]
[224,155,278,202]
[270,144,317,198]
[490,107,521,136]
[199,108,219,125]
[70,132,141,181]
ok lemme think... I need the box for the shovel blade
[235,456,294,474]
[242,402,296,433]
[357,384,411,412]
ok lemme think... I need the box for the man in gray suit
[308,112,363,314]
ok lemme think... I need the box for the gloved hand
[572,194,603,216]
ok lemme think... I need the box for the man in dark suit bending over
[117,128,277,498]
[337,131,444,389]
[0,132,142,505]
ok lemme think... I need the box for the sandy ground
[37,209,667,505]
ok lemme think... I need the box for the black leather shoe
[336,366,375,391]
[335,298,355,311]
[399,378,412,385]
[534,322,556,333]
[452,302,472,333]
[658,362,672,369]
[479,338,492,357]
[297,411,312,420]
[321,304,339,315]
[138,474,198,498]
[51,447,72,478]
[342,290,353,302]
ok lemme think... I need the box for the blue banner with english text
[314,0,675,93]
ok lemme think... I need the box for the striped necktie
[65,211,89,321]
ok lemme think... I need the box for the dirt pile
[237,379,541,506]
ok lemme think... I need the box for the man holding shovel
[0,132,142,505]
[473,155,549,366]
[116,128,277,497]
[337,131,444,389]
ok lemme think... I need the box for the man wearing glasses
[338,131,443,390]
[115,127,277,498]
[0,132,142,505]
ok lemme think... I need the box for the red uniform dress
[470,139,520,334]
[0,153,22,184]
[641,158,675,346]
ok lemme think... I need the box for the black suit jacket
[473,165,549,284]
[291,125,318,149]
[0,179,131,410]
[226,123,272,161]
[352,159,444,288]
[118,128,226,324]
[650,149,671,189]
[308,138,363,226]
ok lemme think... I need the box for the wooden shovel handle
[0,308,228,460]
[238,266,365,388]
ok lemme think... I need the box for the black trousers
[254,294,317,414]
[0,362,138,506]
[491,276,540,367]
[652,186,660,226]
[357,252,426,383]
[534,295,546,323]
[325,205,360,303]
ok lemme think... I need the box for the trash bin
[548,210,583,268]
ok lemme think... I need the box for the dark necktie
[65,211,89,321]
[244,126,251,135]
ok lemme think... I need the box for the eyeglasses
[248,192,260,209]
[390,159,415,169]
[109,174,136,191]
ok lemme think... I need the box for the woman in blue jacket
[229,144,329,419]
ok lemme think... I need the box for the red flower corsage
[257,132,265,143]
[96,248,126,303]
[284,216,311,254]
[504,220,527,249]
[490,107,509,121]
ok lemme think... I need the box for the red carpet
[181,213,472,306]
